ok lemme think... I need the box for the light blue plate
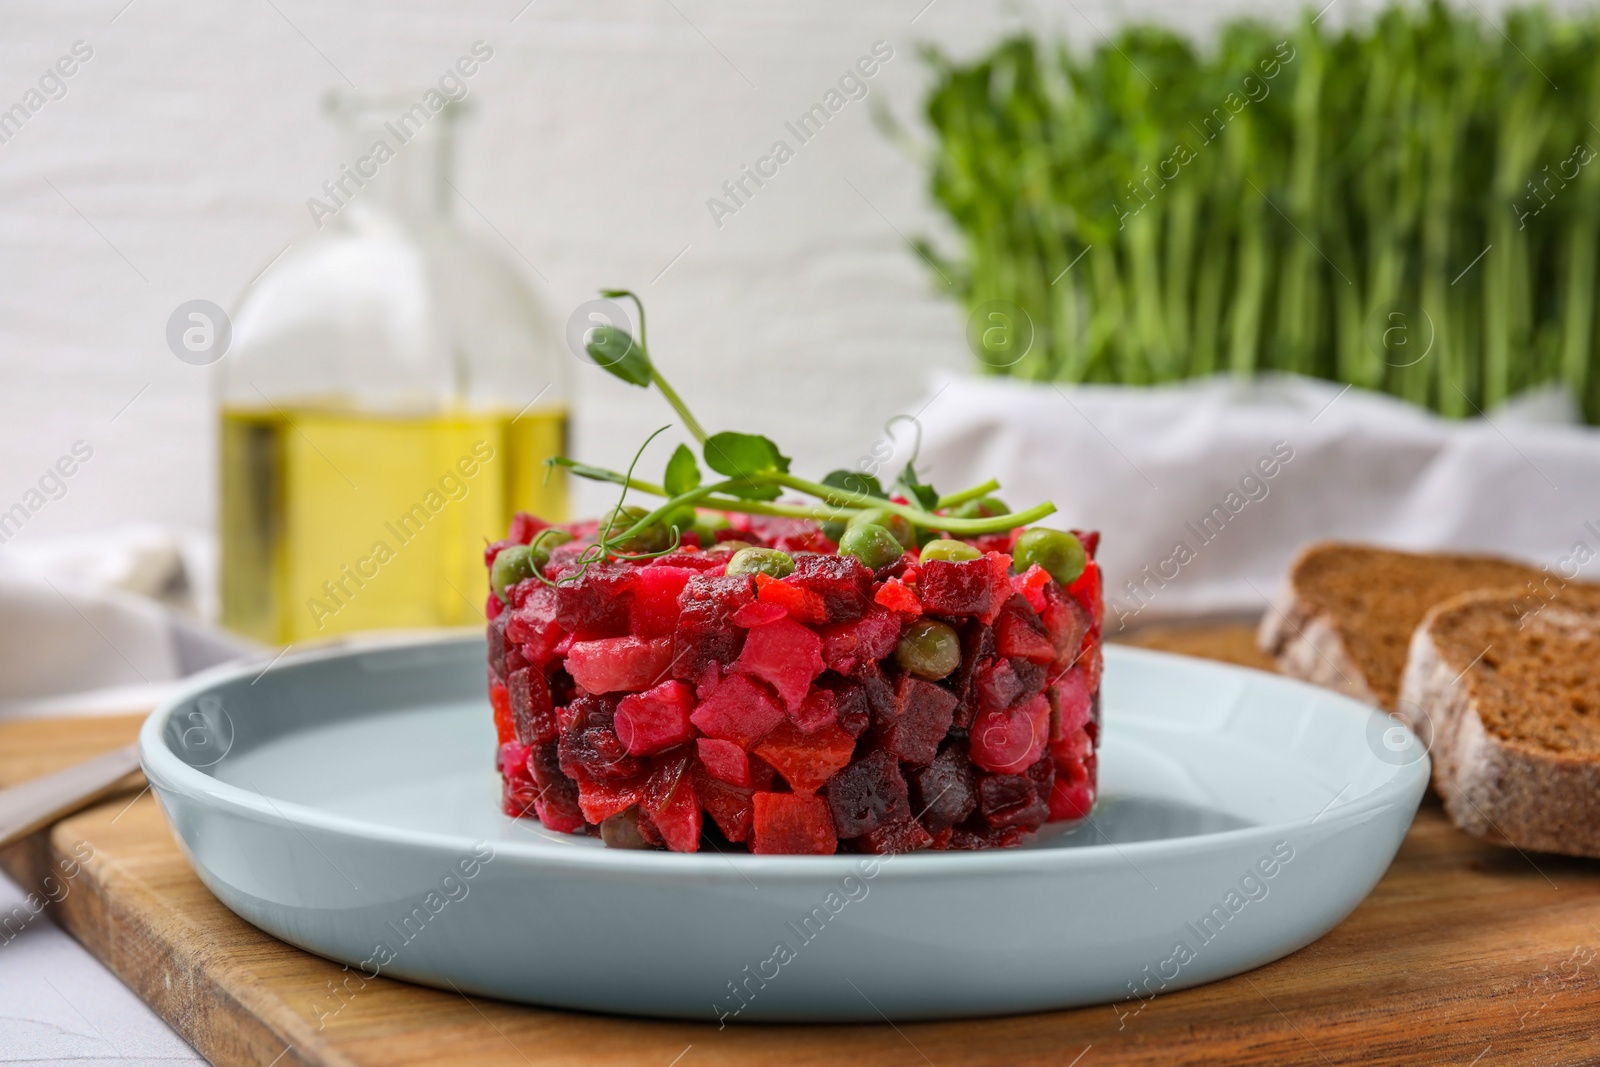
[139,636,1427,1022]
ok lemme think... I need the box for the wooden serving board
[4,623,1600,1066]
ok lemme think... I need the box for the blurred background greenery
[915,0,1600,421]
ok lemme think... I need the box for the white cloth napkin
[0,526,257,718]
[907,373,1592,634]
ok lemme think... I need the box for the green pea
[1013,527,1086,585]
[599,505,673,554]
[920,539,981,563]
[491,545,537,604]
[600,808,655,850]
[533,529,574,558]
[692,511,730,547]
[820,519,848,544]
[726,547,795,579]
[850,506,915,549]
[895,619,962,680]
[951,496,1010,520]
[838,522,904,571]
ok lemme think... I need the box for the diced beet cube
[753,721,856,794]
[970,530,1020,556]
[491,679,514,746]
[1010,564,1051,613]
[952,622,997,729]
[1068,559,1103,628]
[791,686,839,733]
[918,553,1012,624]
[744,514,831,548]
[688,673,786,749]
[547,538,594,570]
[735,617,824,713]
[566,635,674,694]
[970,692,1050,774]
[500,741,539,817]
[553,561,637,634]
[731,601,787,628]
[629,566,698,638]
[507,585,564,663]
[574,771,646,824]
[818,608,903,676]
[753,573,829,625]
[751,793,837,854]
[1079,637,1103,693]
[1073,529,1100,558]
[549,667,577,708]
[1049,724,1094,765]
[527,742,585,832]
[502,776,538,818]
[946,823,1031,850]
[672,574,755,681]
[697,737,752,787]
[1049,749,1096,821]
[907,744,979,834]
[558,695,643,781]
[485,536,520,569]
[873,673,958,766]
[1027,752,1056,798]
[995,601,1056,664]
[695,765,754,842]
[509,666,557,745]
[642,754,701,852]
[975,657,1047,716]
[857,817,933,855]
[655,550,727,571]
[508,511,548,544]
[1041,585,1091,666]
[498,740,529,779]
[1049,668,1092,743]
[748,753,779,791]
[614,679,695,755]
[815,672,878,738]
[488,613,510,680]
[977,771,1050,830]
[824,749,910,839]
[787,553,873,622]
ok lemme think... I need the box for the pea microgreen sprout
[542,289,1062,581]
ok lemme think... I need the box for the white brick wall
[0,0,1545,535]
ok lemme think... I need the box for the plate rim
[139,634,1429,878]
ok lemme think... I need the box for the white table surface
[0,871,201,1066]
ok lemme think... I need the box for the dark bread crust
[1259,542,1544,711]
[1400,588,1600,859]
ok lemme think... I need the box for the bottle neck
[327,95,460,227]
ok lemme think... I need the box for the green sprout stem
[578,466,1054,545]
[604,287,710,444]
[935,479,1001,509]
[773,472,1055,533]
[649,370,708,444]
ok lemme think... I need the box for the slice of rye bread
[1399,587,1600,858]
[1258,542,1545,710]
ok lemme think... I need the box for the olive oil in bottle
[218,89,568,644]
[220,406,565,644]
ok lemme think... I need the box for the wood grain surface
[2,626,1599,1067]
